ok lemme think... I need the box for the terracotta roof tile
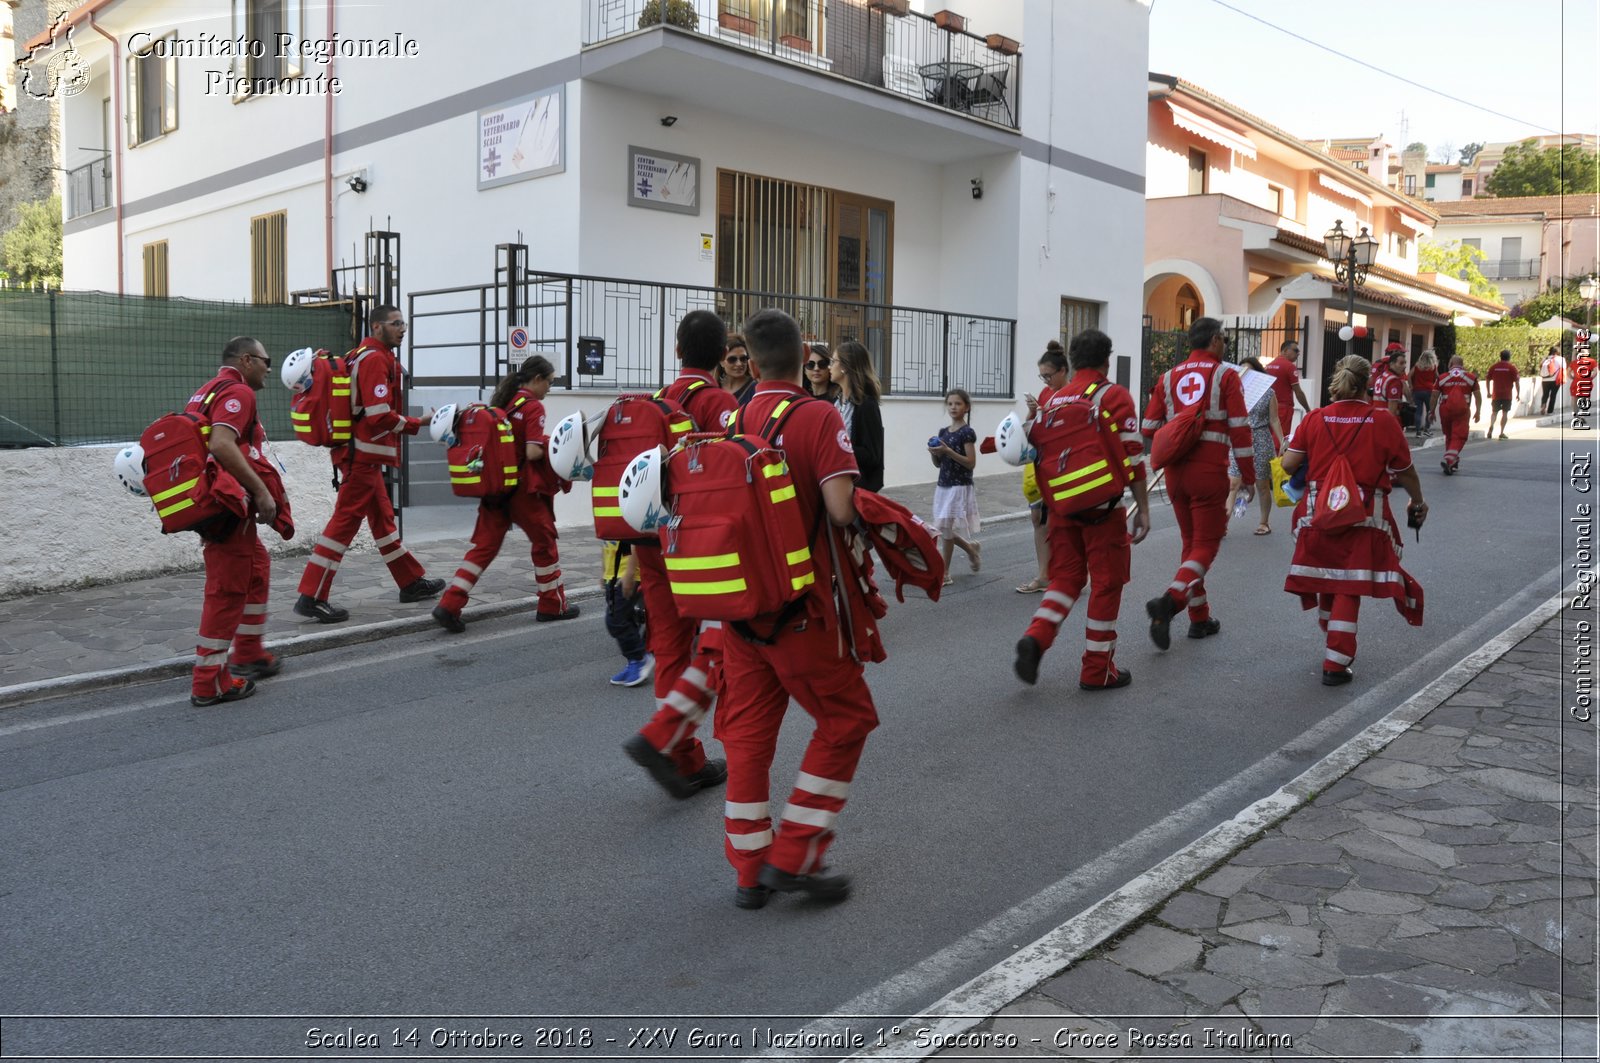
[1432,194,1600,219]
[1273,228,1507,315]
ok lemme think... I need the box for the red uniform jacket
[506,388,562,497]
[661,368,739,433]
[187,366,293,538]
[345,337,420,467]
[1436,368,1479,414]
[1140,351,1255,484]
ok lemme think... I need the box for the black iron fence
[0,289,359,447]
[1141,315,1309,402]
[407,270,1015,399]
[584,0,1020,129]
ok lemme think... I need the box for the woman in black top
[830,340,884,492]
[804,343,841,401]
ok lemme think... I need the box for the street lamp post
[1323,219,1380,333]
[1581,274,1599,334]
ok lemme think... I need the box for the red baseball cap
[1386,342,1406,353]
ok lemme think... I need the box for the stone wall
[0,442,376,600]
[0,0,65,238]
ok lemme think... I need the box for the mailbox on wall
[577,336,605,376]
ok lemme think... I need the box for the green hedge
[1452,325,1568,376]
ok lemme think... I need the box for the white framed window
[231,0,305,99]
[126,34,177,146]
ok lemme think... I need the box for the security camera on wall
[970,178,983,200]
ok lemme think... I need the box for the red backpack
[1150,363,1227,470]
[1309,413,1372,533]
[289,345,374,448]
[658,397,818,626]
[138,389,249,540]
[446,404,520,497]
[1031,381,1132,518]
[589,383,705,541]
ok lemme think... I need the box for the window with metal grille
[1059,298,1102,349]
[250,211,287,305]
[142,241,169,298]
[126,35,177,146]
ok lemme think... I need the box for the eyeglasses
[725,355,749,365]
[380,319,406,329]
[246,353,272,368]
[1038,371,1058,382]
[806,361,829,370]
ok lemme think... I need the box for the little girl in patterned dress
[928,388,981,584]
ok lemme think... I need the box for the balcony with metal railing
[1478,258,1540,281]
[65,156,111,220]
[584,1,1021,138]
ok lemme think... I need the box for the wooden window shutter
[250,211,287,304]
[142,241,169,297]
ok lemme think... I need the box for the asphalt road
[0,430,1579,1056]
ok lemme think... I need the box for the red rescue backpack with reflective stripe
[138,388,249,541]
[446,404,520,498]
[1030,381,1131,519]
[1150,363,1226,470]
[289,345,373,448]
[590,383,705,541]
[658,397,817,627]
[1309,413,1373,534]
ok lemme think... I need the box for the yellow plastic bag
[1270,456,1294,508]
[1022,463,1042,505]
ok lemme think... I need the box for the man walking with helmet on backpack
[1140,317,1255,649]
[1013,328,1151,691]
[293,305,443,622]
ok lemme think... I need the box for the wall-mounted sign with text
[478,86,565,190]
[628,146,699,215]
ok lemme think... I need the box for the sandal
[1015,578,1047,594]
[1253,525,1272,536]
[942,576,954,587]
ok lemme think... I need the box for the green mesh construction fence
[0,290,359,447]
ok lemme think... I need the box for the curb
[845,587,1570,1063]
[0,586,605,711]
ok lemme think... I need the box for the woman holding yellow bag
[1225,357,1285,535]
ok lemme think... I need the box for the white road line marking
[0,619,570,740]
[743,575,1570,1063]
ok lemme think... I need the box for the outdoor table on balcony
[917,60,983,111]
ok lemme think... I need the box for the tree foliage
[1502,278,1594,327]
[1,196,62,288]
[1405,141,1428,154]
[1459,142,1483,166]
[1485,140,1600,197]
[1418,239,1502,304]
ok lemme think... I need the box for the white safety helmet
[548,410,594,482]
[114,443,147,496]
[617,445,668,534]
[429,404,459,445]
[281,347,317,393]
[995,412,1036,467]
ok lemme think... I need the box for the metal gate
[1141,315,1309,401]
[1321,325,1374,407]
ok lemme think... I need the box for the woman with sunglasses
[720,334,757,406]
[803,343,841,401]
[830,340,884,492]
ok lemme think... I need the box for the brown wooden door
[830,192,893,384]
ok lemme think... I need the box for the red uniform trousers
[193,519,272,698]
[1316,593,1361,674]
[1024,509,1131,685]
[1161,464,1229,622]
[715,618,879,887]
[297,462,425,599]
[439,492,567,617]
[633,544,717,776]
[1440,407,1469,468]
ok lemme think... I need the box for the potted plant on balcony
[932,10,966,32]
[718,5,758,35]
[985,33,1020,55]
[867,0,911,15]
[638,0,699,31]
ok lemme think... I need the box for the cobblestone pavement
[0,474,1033,694]
[937,616,1597,1060]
